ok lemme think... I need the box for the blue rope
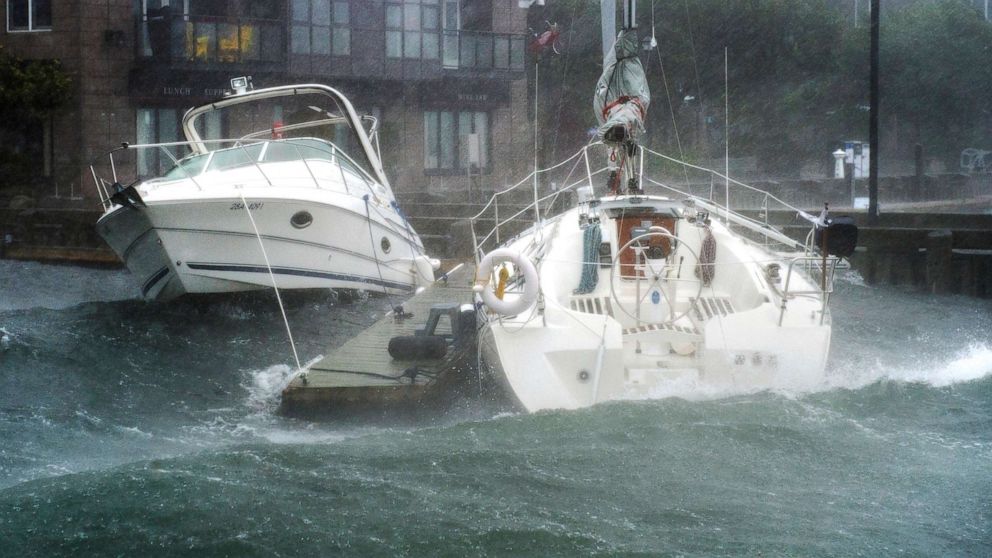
[574,223,602,294]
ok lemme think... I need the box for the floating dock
[280,263,478,418]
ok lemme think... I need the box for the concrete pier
[279,263,479,419]
[763,210,992,298]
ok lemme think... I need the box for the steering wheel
[608,227,703,327]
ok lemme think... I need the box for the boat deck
[280,262,477,417]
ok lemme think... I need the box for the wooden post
[925,229,953,294]
[914,144,924,198]
[868,0,880,223]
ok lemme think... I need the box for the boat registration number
[229,202,264,211]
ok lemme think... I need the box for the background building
[1,0,532,205]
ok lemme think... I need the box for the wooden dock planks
[280,262,477,417]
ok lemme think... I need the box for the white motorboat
[93,81,436,301]
[470,3,857,412]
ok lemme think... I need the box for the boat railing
[92,137,387,211]
[470,143,825,263]
[778,255,842,326]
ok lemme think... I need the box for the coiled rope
[695,226,717,286]
[574,223,602,294]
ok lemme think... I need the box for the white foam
[617,343,992,404]
[242,355,322,413]
[891,344,992,387]
[0,327,12,351]
[227,356,380,444]
[621,373,787,403]
[837,269,868,287]
[826,344,992,390]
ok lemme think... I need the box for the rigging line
[370,199,418,247]
[541,149,585,220]
[363,195,401,311]
[365,202,433,284]
[652,33,692,189]
[239,191,303,374]
[682,0,704,110]
[549,1,581,163]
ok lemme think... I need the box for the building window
[424,110,488,171]
[139,1,285,64]
[136,108,186,177]
[7,0,52,31]
[385,0,441,60]
[0,116,51,190]
[292,0,349,56]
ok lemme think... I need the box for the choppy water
[1,260,990,556]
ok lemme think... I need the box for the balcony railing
[138,13,285,66]
[135,14,525,75]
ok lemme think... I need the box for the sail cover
[593,29,650,145]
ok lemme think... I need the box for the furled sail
[593,29,650,145]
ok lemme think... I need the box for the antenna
[725,47,730,225]
[644,0,658,50]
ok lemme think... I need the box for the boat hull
[97,195,428,301]
[476,199,834,412]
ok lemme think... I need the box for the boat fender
[473,248,540,316]
[413,255,437,286]
[388,335,447,360]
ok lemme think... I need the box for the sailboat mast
[601,0,615,62]
[600,1,638,63]
[624,0,636,30]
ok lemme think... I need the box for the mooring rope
[240,192,303,375]
[364,195,403,313]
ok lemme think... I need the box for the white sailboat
[471,2,857,412]
[94,81,437,301]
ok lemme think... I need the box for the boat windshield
[187,90,376,179]
[162,153,210,180]
[160,138,371,183]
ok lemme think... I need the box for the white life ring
[473,248,540,316]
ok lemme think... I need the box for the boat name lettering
[162,87,192,96]
[229,202,264,211]
[160,87,228,97]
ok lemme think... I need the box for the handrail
[470,143,827,262]
[469,147,587,222]
[92,136,386,211]
[640,146,821,224]
[778,255,840,326]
